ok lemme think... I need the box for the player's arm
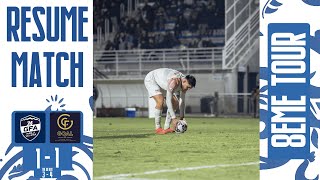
[179,91,186,120]
[166,79,178,119]
[166,90,177,119]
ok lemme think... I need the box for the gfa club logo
[20,115,41,141]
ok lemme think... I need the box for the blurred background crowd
[94,0,225,50]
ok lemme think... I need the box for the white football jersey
[152,68,185,92]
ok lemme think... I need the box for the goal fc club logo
[57,114,74,130]
[20,115,41,141]
[50,112,81,143]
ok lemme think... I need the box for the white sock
[164,111,172,129]
[154,109,162,129]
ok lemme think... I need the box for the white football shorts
[144,71,164,98]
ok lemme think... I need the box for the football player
[144,68,196,134]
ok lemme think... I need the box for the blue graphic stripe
[8,170,29,179]
[72,161,91,180]
[74,145,93,160]
[0,151,23,179]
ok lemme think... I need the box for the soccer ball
[175,120,187,133]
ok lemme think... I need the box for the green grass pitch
[94,117,259,180]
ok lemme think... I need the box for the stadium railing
[223,0,259,69]
[94,47,224,79]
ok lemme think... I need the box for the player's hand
[171,118,179,129]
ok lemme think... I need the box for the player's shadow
[94,133,154,139]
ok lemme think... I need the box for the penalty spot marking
[95,162,259,179]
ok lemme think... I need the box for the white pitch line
[95,162,259,180]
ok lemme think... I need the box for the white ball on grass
[175,120,188,133]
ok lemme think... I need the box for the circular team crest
[57,114,73,130]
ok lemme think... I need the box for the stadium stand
[94,0,225,49]
[94,0,260,117]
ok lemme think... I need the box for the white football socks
[164,111,172,129]
[154,109,162,129]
